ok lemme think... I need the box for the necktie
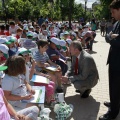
[74,57,78,75]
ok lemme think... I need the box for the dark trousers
[55,60,68,76]
[109,68,120,118]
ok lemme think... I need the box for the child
[7,36,18,56]
[2,56,36,109]
[16,28,23,40]
[34,40,63,91]
[0,44,9,65]
[0,65,39,120]
[17,47,55,104]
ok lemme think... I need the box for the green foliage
[73,3,84,20]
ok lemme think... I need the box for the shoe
[99,112,115,120]
[75,89,81,93]
[81,89,91,98]
[104,101,111,108]
[56,86,64,93]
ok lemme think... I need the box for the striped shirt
[23,39,37,50]
[34,50,49,71]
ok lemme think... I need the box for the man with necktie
[99,1,120,120]
[62,41,99,98]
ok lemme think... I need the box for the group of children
[0,20,96,120]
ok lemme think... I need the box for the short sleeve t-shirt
[34,50,49,71]
[23,39,37,50]
[9,25,19,34]
[0,88,11,120]
[2,74,27,105]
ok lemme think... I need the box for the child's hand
[44,63,50,67]
[45,75,51,79]
[30,89,35,95]
[22,95,33,100]
[57,65,61,71]
[14,114,26,120]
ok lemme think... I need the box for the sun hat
[26,31,33,37]
[7,36,17,43]
[59,40,66,47]
[0,65,8,78]
[0,65,8,71]
[16,47,31,55]
[23,26,29,31]
[33,32,38,38]
[0,44,9,54]
[70,32,76,37]
[66,39,72,45]
[64,31,69,35]
[29,26,34,29]
[50,37,60,45]
[0,38,8,44]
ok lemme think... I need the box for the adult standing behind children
[99,0,120,120]
[62,41,99,98]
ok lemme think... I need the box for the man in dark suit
[99,1,120,120]
[62,41,99,98]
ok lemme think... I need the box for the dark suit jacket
[66,50,99,88]
[106,21,120,72]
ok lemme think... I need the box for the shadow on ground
[65,95,100,120]
[50,93,100,120]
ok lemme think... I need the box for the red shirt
[4,31,10,36]
[16,34,20,39]
[0,31,5,35]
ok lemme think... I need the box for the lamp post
[84,0,88,23]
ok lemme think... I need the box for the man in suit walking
[62,41,99,98]
[99,1,120,120]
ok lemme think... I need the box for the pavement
[50,30,120,120]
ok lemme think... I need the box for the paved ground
[50,30,120,120]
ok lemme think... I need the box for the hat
[7,36,17,43]
[16,47,31,55]
[66,39,72,45]
[29,26,34,29]
[0,65,8,78]
[26,31,33,37]
[23,20,27,23]
[50,37,60,45]
[64,31,69,35]
[0,44,9,54]
[0,66,8,71]
[0,38,8,44]
[70,32,76,37]
[23,26,29,31]
[59,40,66,46]
[33,32,38,38]
[0,38,11,45]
